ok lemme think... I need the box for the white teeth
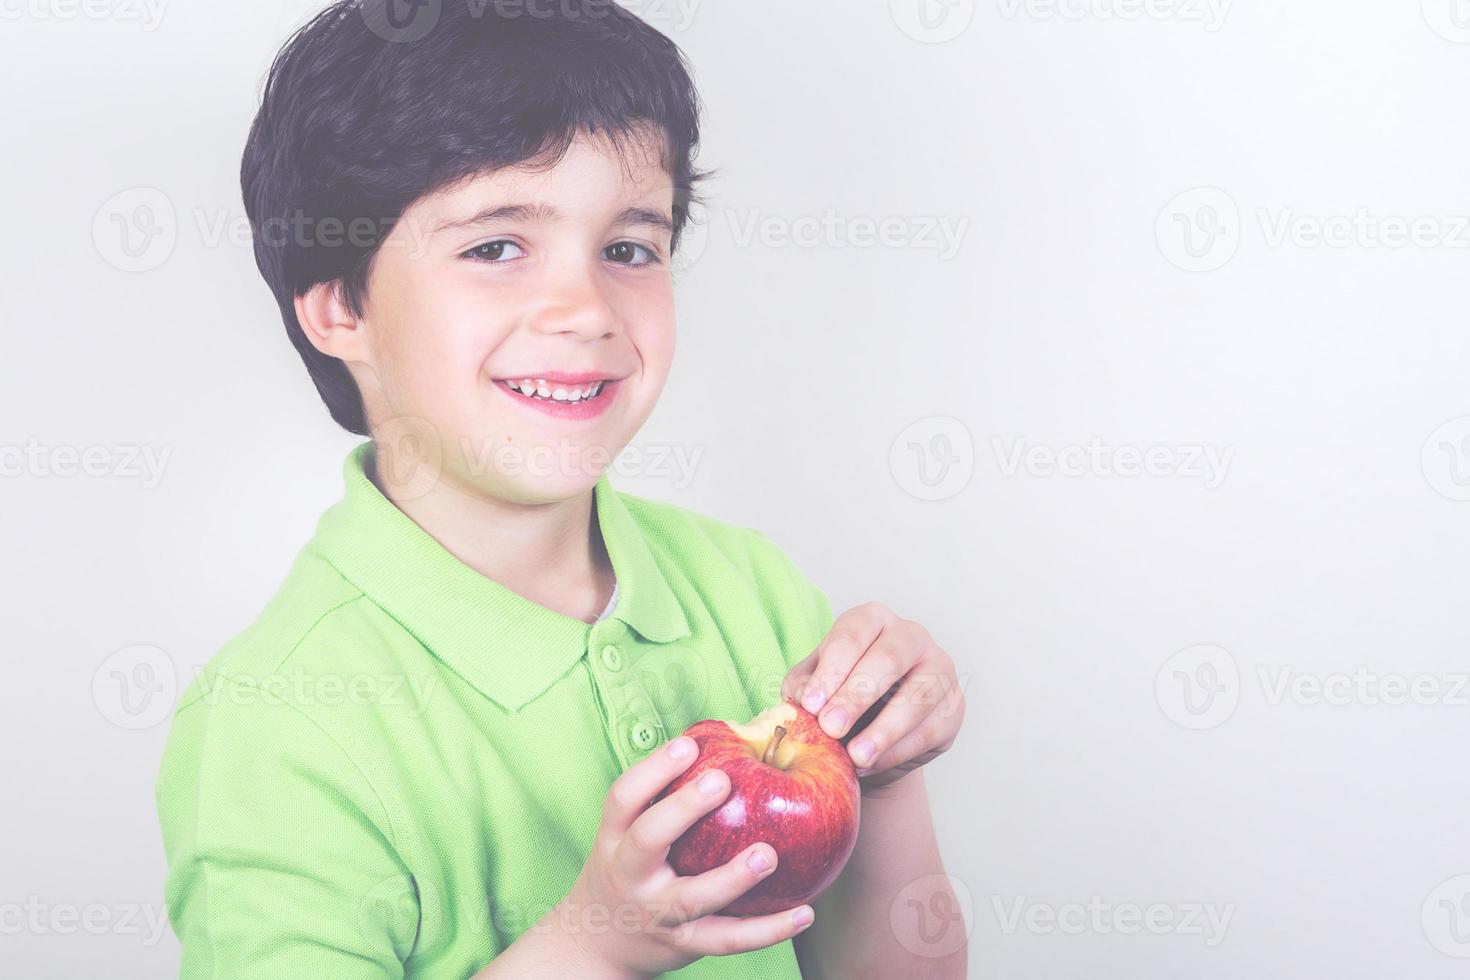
[504,379,608,402]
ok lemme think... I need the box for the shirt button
[600,644,623,672]
[630,721,659,751]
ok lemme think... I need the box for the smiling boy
[156,2,966,977]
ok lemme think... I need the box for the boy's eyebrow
[432,202,675,236]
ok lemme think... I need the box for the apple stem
[761,725,788,766]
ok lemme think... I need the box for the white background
[3,0,1469,976]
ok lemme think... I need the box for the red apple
[656,697,861,917]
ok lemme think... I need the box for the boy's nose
[528,271,621,340]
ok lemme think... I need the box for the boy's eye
[462,240,661,266]
[605,241,660,266]
[463,240,525,263]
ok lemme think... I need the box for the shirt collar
[306,441,690,713]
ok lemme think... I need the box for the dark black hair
[242,0,712,435]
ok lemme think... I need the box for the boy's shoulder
[612,484,808,582]
[172,547,391,715]
[611,486,833,642]
[611,486,835,671]
[174,484,831,716]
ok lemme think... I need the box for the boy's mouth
[490,372,625,421]
[496,378,608,404]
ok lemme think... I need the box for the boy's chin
[469,444,623,506]
[487,472,605,507]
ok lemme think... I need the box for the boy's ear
[295,281,368,363]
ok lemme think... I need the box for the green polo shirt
[156,440,835,979]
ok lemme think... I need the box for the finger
[798,603,889,718]
[617,767,731,880]
[599,735,701,837]
[842,664,947,771]
[779,649,819,704]
[817,620,926,740]
[668,842,779,920]
[862,684,965,776]
[673,905,816,957]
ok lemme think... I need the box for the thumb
[779,648,820,703]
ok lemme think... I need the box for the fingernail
[821,707,847,736]
[792,906,814,928]
[668,736,694,759]
[747,848,772,874]
[698,771,724,795]
[802,689,826,713]
[850,739,875,767]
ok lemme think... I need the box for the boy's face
[343,127,678,506]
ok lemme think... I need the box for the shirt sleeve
[743,528,837,674]
[156,679,416,979]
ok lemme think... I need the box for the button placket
[630,720,659,751]
[589,628,665,763]
[600,644,623,672]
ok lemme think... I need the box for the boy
[156,1,967,977]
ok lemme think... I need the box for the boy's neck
[367,446,616,625]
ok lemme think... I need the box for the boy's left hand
[780,602,965,794]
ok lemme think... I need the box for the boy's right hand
[558,734,816,978]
